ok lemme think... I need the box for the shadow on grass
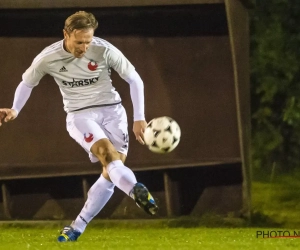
[252,169,300,228]
[249,211,282,228]
[165,214,248,228]
[0,212,286,230]
[0,214,249,230]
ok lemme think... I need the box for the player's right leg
[58,111,115,242]
[57,173,114,242]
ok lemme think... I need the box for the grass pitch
[1,173,300,250]
[0,221,299,250]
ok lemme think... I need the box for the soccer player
[0,11,158,241]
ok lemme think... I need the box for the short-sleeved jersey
[22,37,135,113]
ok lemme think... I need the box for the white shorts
[66,104,129,163]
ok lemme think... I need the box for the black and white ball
[144,116,181,153]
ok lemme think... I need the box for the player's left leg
[91,138,136,195]
[91,139,158,216]
[92,104,158,215]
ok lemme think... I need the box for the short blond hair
[64,11,98,34]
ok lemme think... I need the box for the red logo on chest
[88,61,98,71]
[84,133,94,143]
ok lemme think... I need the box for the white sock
[72,175,115,233]
[107,160,137,195]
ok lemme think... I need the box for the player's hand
[0,108,18,126]
[133,120,147,145]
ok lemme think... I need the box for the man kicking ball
[0,11,158,242]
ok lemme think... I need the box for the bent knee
[91,139,120,165]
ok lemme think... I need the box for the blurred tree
[251,0,300,172]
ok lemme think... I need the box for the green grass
[1,170,300,249]
[0,224,300,250]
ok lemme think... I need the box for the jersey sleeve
[105,47,135,79]
[22,55,47,87]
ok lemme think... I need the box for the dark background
[0,4,240,170]
[0,1,250,219]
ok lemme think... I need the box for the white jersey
[22,37,135,113]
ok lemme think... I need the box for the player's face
[63,28,94,58]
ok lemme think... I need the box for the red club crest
[84,133,94,143]
[88,61,98,71]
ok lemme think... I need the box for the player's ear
[63,29,68,39]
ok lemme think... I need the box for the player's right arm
[0,81,34,126]
[0,109,18,126]
[0,50,48,127]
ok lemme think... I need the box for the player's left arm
[124,70,147,145]
[107,47,147,145]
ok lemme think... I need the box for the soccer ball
[144,116,181,153]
